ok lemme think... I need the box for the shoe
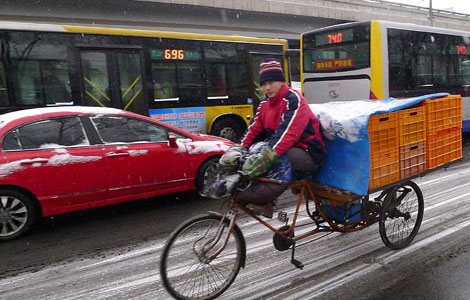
[246,203,274,218]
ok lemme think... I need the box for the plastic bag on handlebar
[201,141,292,199]
[200,163,241,199]
[219,144,246,167]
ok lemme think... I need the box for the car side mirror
[168,132,177,147]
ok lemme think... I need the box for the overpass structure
[1,0,470,40]
[1,0,469,81]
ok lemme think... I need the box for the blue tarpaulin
[310,93,449,196]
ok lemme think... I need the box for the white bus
[301,20,470,132]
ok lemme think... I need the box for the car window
[91,116,169,144]
[3,117,90,151]
[2,131,21,151]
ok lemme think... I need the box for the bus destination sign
[315,28,354,46]
[315,58,354,71]
[151,49,200,60]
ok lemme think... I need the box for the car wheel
[0,189,37,241]
[211,118,244,142]
[196,156,219,193]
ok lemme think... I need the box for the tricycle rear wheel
[379,181,424,250]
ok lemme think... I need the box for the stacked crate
[398,107,426,179]
[419,95,463,169]
[366,94,463,191]
[368,112,400,190]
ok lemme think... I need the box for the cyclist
[220,58,326,218]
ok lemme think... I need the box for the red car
[0,106,232,241]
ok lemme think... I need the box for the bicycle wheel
[160,214,245,300]
[379,181,424,250]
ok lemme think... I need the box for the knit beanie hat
[259,58,285,85]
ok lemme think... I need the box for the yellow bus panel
[370,20,384,100]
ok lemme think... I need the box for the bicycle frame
[208,178,368,253]
[200,174,401,268]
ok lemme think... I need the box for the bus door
[248,52,284,109]
[79,48,146,115]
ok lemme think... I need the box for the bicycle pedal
[291,258,304,270]
[277,211,288,223]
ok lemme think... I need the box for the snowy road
[1,142,469,300]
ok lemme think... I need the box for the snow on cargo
[0,106,124,129]
[311,93,449,196]
[177,140,230,154]
[311,98,420,142]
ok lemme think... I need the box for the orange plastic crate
[368,111,399,155]
[398,107,426,145]
[420,95,462,136]
[369,149,399,190]
[426,127,462,169]
[399,141,426,179]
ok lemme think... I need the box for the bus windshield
[303,24,371,73]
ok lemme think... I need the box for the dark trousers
[238,147,318,205]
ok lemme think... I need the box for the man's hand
[242,145,279,178]
[219,144,246,166]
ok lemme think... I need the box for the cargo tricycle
[159,160,425,300]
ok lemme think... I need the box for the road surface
[0,139,469,300]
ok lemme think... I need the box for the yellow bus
[301,20,469,132]
[0,21,289,141]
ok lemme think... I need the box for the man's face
[261,81,283,98]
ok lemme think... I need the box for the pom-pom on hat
[259,58,285,85]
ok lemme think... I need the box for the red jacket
[241,83,326,165]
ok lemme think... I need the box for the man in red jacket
[224,58,326,218]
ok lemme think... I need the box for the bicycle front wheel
[160,214,244,300]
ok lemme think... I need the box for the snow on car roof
[0,106,125,129]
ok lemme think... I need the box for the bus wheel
[211,118,244,142]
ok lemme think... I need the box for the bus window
[117,52,145,115]
[152,63,176,101]
[39,61,71,105]
[0,63,6,106]
[450,36,470,90]
[203,42,248,104]
[226,62,248,99]
[81,51,111,107]
[205,63,227,97]
[8,32,72,106]
[177,62,203,103]
[150,47,204,107]
[388,29,463,97]
[460,59,470,86]
[303,25,370,73]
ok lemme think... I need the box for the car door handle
[20,159,49,165]
[106,152,130,157]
